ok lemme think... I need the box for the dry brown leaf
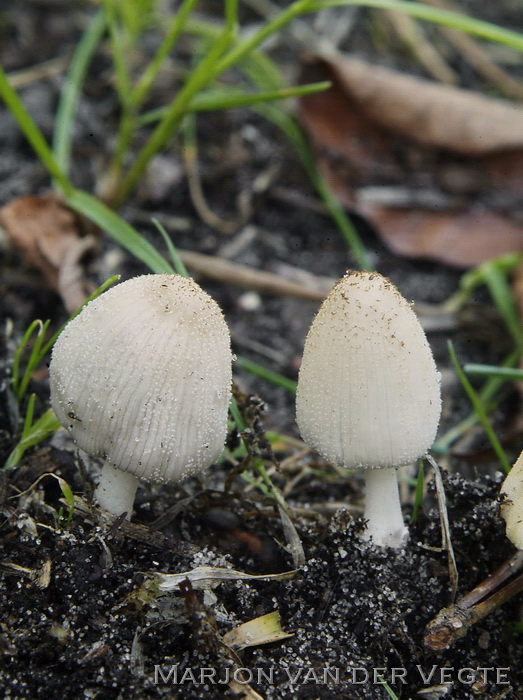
[357,204,523,268]
[298,64,395,192]
[0,193,98,311]
[298,54,523,267]
[312,55,523,155]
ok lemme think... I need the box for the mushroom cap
[296,270,441,469]
[500,450,523,550]
[50,274,232,484]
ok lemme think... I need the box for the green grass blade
[151,219,189,277]
[12,276,119,404]
[191,81,331,111]
[53,9,106,177]
[11,320,43,398]
[212,1,316,77]
[446,254,521,314]
[138,82,330,125]
[184,17,285,91]
[240,48,286,92]
[448,341,510,473]
[434,349,518,453]
[225,0,239,31]
[117,20,236,204]
[309,1,523,51]
[57,475,75,526]
[58,477,75,510]
[464,364,523,381]
[16,320,51,402]
[481,260,522,347]
[4,409,62,469]
[236,356,297,393]
[376,674,399,700]
[22,394,36,438]
[66,189,174,273]
[229,397,247,433]
[0,67,72,194]
[131,0,200,107]
[411,459,424,524]
[103,0,131,107]
[138,10,367,270]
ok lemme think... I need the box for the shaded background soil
[1,1,523,698]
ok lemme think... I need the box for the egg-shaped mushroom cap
[50,274,232,484]
[296,270,441,469]
[501,450,523,550]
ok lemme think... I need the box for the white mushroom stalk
[95,463,139,521]
[50,274,233,519]
[296,271,441,548]
[362,468,407,548]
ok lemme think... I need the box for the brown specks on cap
[296,270,441,470]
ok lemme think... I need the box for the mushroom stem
[362,468,408,548]
[95,462,139,519]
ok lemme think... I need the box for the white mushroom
[296,270,441,547]
[50,274,232,519]
[501,449,523,550]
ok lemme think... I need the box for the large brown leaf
[356,205,523,267]
[319,56,523,155]
[298,54,523,267]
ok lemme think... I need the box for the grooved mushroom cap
[501,450,523,550]
[50,274,232,483]
[296,270,441,469]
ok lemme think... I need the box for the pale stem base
[362,467,408,548]
[94,461,138,519]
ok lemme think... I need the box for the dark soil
[1,2,523,699]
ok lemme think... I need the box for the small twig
[424,550,523,652]
[182,115,251,234]
[178,248,333,300]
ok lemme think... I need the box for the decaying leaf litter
[297,54,523,268]
[1,1,523,698]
